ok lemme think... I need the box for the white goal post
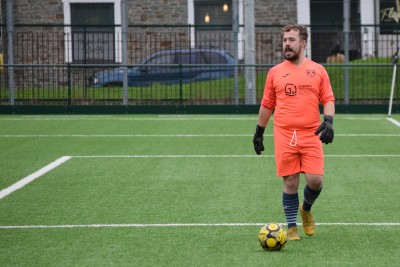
[388,47,399,118]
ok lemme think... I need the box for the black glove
[314,115,334,144]
[253,125,265,155]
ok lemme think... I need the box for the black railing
[0,63,398,106]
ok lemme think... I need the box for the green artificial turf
[0,114,399,266]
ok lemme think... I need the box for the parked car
[89,48,234,87]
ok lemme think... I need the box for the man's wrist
[255,125,265,136]
[323,115,333,124]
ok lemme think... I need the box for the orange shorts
[273,126,324,177]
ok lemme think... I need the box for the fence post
[343,0,350,105]
[121,0,128,106]
[179,64,183,106]
[233,0,239,106]
[244,0,256,105]
[67,63,72,111]
[7,0,15,106]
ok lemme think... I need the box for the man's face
[282,29,305,61]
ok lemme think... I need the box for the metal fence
[0,24,399,110]
[0,63,397,106]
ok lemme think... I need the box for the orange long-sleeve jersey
[261,58,335,130]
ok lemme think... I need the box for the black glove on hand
[314,115,334,144]
[253,125,265,155]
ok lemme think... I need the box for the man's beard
[284,48,299,61]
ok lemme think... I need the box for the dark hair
[281,24,309,41]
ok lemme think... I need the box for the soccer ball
[258,223,287,251]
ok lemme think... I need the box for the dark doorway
[310,0,361,63]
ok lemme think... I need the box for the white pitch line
[387,117,400,127]
[1,222,400,229]
[73,154,400,158]
[74,155,274,158]
[0,134,254,138]
[336,134,400,136]
[0,115,391,122]
[0,156,72,200]
[1,133,399,138]
[0,117,257,121]
[325,154,400,157]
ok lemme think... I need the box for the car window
[177,53,194,64]
[145,54,174,65]
[195,52,207,64]
[176,52,206,64]
[202,52,227,64]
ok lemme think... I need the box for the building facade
[1,0,399,65]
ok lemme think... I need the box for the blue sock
[282,192,299,228]
[303,185,322,211]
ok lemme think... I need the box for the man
[253,24,335,241]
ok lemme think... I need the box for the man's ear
[301,39,307,49]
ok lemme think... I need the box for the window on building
[188,0,243,59]
[194,1,232,31]
[70,3,115,64]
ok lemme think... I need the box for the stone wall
[4,0,296,29]
[254,0,297,25]
[5,0,189,25]
[8,0,64,24]
[129,0,188,24]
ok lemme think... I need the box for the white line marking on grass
[0,115,390,122]
[0,134,255,138]
[0,156,72,200]
[315,222,400,226]
[325,154,400,157]
[339,117,383,120]
[1,222,400,229]
[387,117,400,127]
[72,154,400,158]
[336,134,400,136]
[0,116,257,121]
[1,134,399,138]
[74,155,275,158]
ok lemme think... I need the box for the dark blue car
[90,48,235,87]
